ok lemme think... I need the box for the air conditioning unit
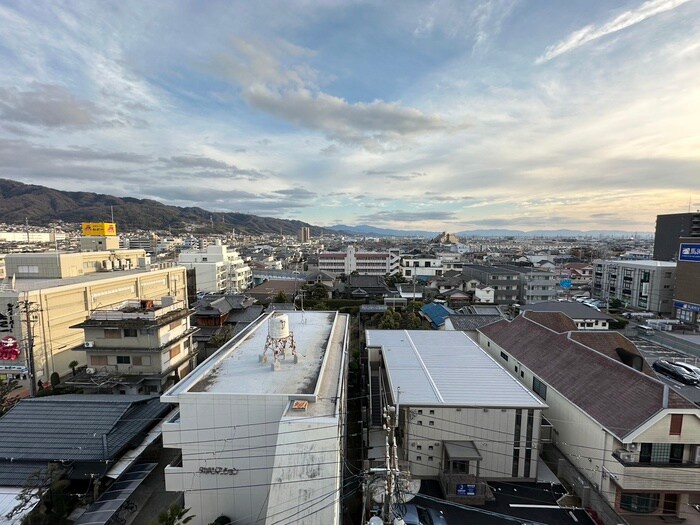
[620,452,635,463]
[626,443,639,452]
[84,341,95,348]
[86,368,96,374]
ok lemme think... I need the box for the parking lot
[628,335,700,404]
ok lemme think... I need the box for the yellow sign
[82,222,117,236]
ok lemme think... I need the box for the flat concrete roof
[165,311,345,403]
[5,267,164,293]
[596,260,676,268]
[366,330,546,409]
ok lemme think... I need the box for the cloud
[0,83,109,129]
[158,155,270,180]
[536,0,692,63]
[357,210,459,224]
[272,188,317,199]
[212,38,450,148]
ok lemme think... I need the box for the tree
[0,378,20,416]
[69,360,79,376]
[50,372,60,387]
[150,504,194,525]
[272,291,288,303]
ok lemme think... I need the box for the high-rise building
[653,212,700,261]
[298,226,310,243]
[673,237,700,327]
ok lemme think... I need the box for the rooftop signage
[679,243,700,263]
[82,222,117,236]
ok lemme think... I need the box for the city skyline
[0,0,698,233]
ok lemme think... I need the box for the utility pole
[23,300,37,397]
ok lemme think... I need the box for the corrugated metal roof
[366,330,546,408]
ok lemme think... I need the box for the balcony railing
[612,451,700,468]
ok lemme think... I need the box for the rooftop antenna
[25,217,29,242]
[110,205,114,223]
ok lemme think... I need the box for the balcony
[612,451,700,491]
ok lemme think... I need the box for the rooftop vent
[292,400,308,411]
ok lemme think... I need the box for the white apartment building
[161,311,349,525]
[400,254,444,279]
[178,242,252,293]
[592,260,676,313]
[365,330,546,503]
[480,312,700,523]
[318,245,400,276]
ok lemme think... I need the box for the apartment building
[318,245,400,276]
[654,212,700,261]
[68,298,198,394]
[479,312,700,523]
[365,330,546,504]
[178,241,252,293]
[0,265,187,388]
[500,265,557,304]
[592,260,676,313]
[400,254,444,279]
[462,264,520,304]
[161,311,348,525]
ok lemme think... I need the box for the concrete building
[654,213,700,261]
[592,260,676,313]
[4,249,147,279]
[318,245,400,276]
[178,242,252,293]
[479,312,700,523]
[674,237,700,328]
[400,254,444,280]
[500,265,557,304]
[298,226,310,243]
[68,298,198,394]
[365,330,547,503]
[462,265,520,304]
[0,265,187,388]
[161,311,349,525]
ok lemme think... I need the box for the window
[104,328,121,339]
[620,493,659,513]
[512,448,520,477]
[500,351,509,362]
[91,355,107,366]
[116,356,130,364]
[532,377,547,400]
[124,328,137,337]
[416,455,422,461]
[670,414,683,436]
[428,421,434,426]
[428,456,434,461]
[418,409,423,415]
[429,409,435,415]
[417,445,422,450]
[169,320,181,330]
[170,346,181,360]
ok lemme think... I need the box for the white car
[674,362,700,379]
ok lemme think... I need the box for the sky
[0,0,699,233]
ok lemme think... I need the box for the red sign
[0,336,21,361]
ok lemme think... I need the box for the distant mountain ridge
[0,179,318,235]
[331,224,652,238]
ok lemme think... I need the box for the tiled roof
[447,315,503,331]
[520,301,612,320]
[522,311,578,333]
[479,315,694,440]
[570,331,655,376]
[0,395,170,486]
[420,303,455,328]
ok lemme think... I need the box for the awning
[73,463,156,525]
[444,440,482,461]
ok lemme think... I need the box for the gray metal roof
[519,301,612,320]
[365,330,546,409]
[0,395,169,486]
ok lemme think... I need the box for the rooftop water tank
[269,314,290,339]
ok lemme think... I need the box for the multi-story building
[479,311,700,523]
[3,249,147,278]
[461,264,520,304]
[654,212,700,261]
[68,297,198,394]
[318,245,400,276]
[365,330,546,503]
[520,301,612,330]
[500,265,557,304]
[592,260,676,313]
[0,264,187,389]
[161,311,349,525]
[400,254,443,279]
[673,237,700,328]
[178,241,251,293]
[298,226,310,243]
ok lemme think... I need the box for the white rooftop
[366,330,546,408]
[168,311,339,398]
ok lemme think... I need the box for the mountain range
[330,224,652,238]
[0,179,317,235]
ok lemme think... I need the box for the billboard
[679,243,700,263]
[82,222,117,236]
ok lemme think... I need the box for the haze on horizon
[0,0,698,233]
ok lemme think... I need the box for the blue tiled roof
[420,303,455,328]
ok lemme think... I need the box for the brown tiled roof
[570,331,655,377]
[480,314,694,440]
[523,311,577,333]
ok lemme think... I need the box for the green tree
[69,360,79,376]
[150,504,194,525]
[272,291,288,303]
[0,378,20,416]
[50,372,60,387]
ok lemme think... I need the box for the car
[393,504,448,525]
[652,359,700,385]
[673,362,700,379]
